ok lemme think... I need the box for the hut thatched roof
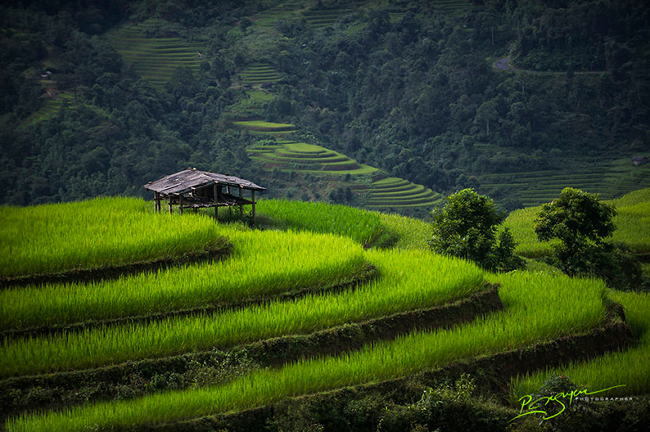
[144,169,265,196]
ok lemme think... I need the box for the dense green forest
[1,0,649,210]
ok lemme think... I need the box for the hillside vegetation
[0,0,648,214]
[1,193,649,431]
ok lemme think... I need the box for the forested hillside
[1,0,649,211]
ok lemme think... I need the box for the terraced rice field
[21,92,74,127]
[249,138,442,209]
[366,177,444,210]
[433,0,472,18]
[1,196,648,432]
[105,19,205,87]
[250,2,302,29]
[301,8,353,29]
[237,62,282,86]
[249,140,377,175]
[479,158,650,207]
[234,120,296,135]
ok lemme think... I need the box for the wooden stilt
[168,197,173,214]
[227,185,232,218]
[179,195,183,215]
[239,187,243,217]
[252,190,256,224]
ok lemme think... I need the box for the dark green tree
[430,189,523,271]
[534,187,619,278]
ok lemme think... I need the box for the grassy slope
[511,288,650,400]
[3,193,649,431]
[504,187,650,258]
[0,197,222,277]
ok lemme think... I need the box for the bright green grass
[510,289,650,402]
[609,202,650,254]
[284,142,327,153]
[0,228,366,332]
[610,187,650,207]
[503,188,650,257]
[255,198,381,245]
[233,121,294,129]
[5,266,608,431]
[0,248,484,378]
[0,197,220,278]
[379,212,432,250]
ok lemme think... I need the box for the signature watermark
[511,384,626,422]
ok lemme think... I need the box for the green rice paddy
[0,197,220,278]
[20,92,75,127]
[510,289,650,401]
[0,248,483,378]
[5,264,608,432]
[0,229,366,331]
[105,19,205,87]
[2,189,648,431]
[237,62,282,86]
[255,198,382,244]
[249,139,445,209]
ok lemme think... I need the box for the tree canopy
[534,187,617,250]
[430,188,523,272]
[533,187,636,283]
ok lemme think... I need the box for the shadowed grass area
[510,289,650,402]
[503,187,650,258]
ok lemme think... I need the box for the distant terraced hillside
[237,62,282,87]
[105,19,205,87]
[249,137,442,210]
[434,0,472,18]
[234,120,297,135]
[249,141,376,176]
[301,8,353,29]
[478,157,650,207]
[21,92,74,127]
[366,177,443,210]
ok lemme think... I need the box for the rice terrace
[0,187,649,432]
[1,0,650,431]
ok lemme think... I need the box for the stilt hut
[144,169,265,222]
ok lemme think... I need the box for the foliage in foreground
[5,269,608,431]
